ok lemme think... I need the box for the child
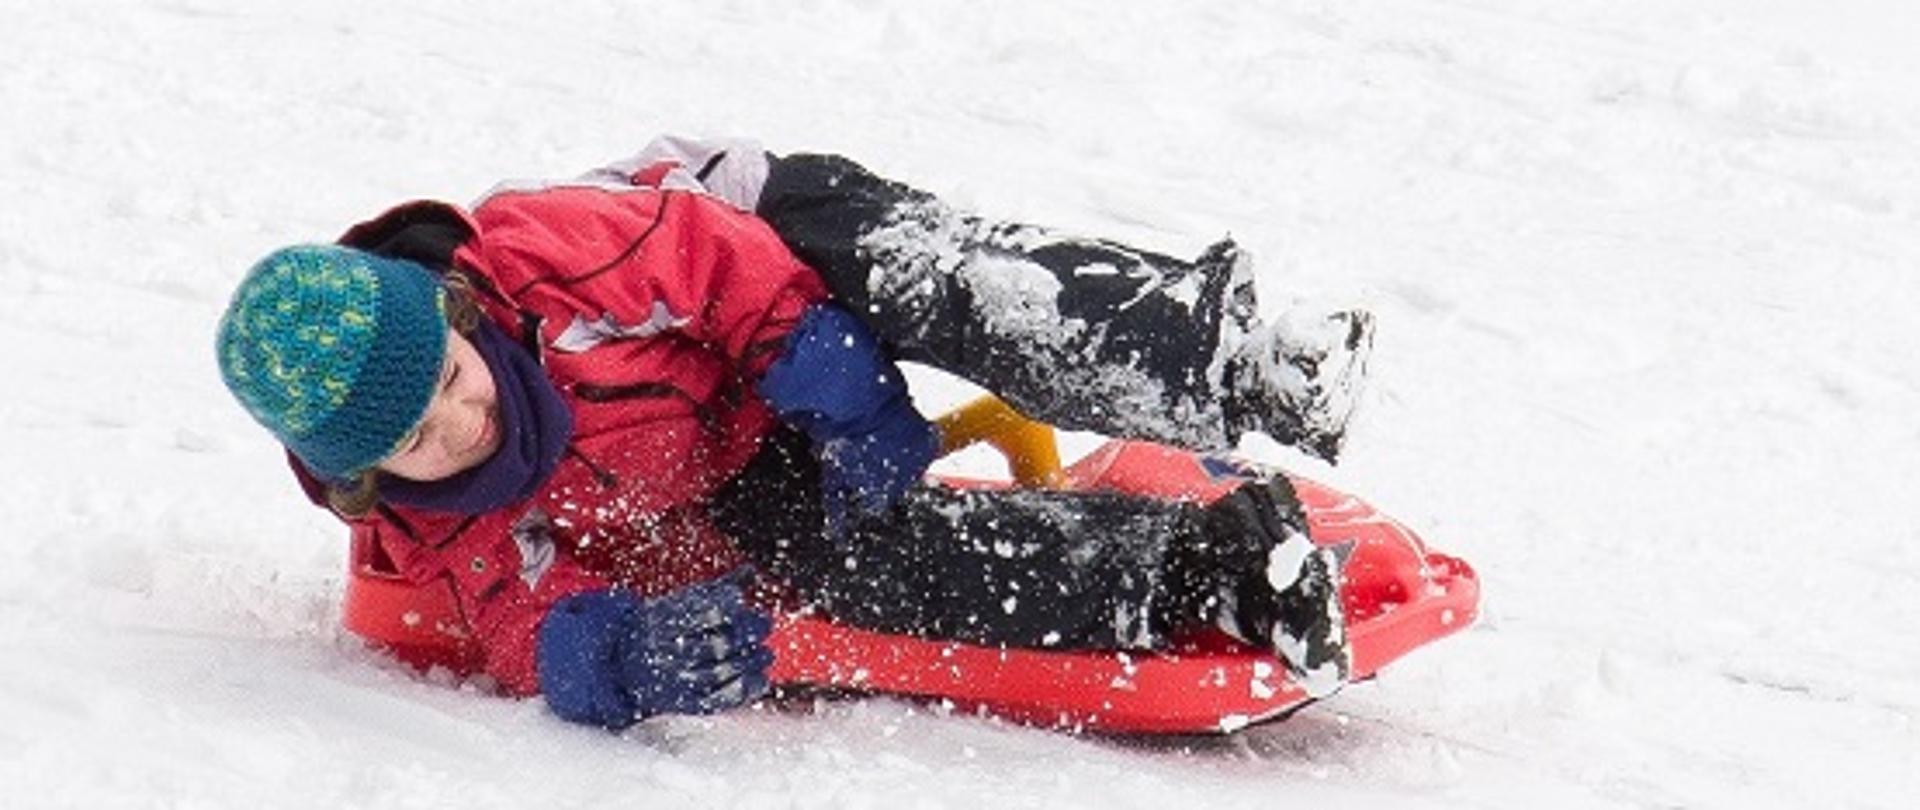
[214,137,1368,729]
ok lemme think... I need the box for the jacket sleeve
[468,184,831,379]
[364,514,613,697]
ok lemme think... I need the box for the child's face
[376,328,501,482]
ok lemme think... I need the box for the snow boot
[1220,308,1374,463]
[1201,476,1353,698]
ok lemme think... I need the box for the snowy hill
[2,1,1915,807]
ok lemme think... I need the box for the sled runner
[340,397,1479,734]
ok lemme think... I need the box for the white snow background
[2,0,1917,807]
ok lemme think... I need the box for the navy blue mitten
[757,305,939,523]
[537,579,775,730]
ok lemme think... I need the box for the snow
[1263,526,1315,595]
[4,0,1918,807]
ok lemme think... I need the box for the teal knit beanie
[215,245,450,480]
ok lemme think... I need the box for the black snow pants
[755,152,1257,451]
[705,154,1290,650]
[712,428,1276,650]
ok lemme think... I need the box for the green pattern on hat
[215,245,449,479]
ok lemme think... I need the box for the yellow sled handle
[933,396,1065,487]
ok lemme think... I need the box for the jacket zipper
[571,381,683,403]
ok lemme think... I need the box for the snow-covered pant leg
[756,153,1256,450]
[711,429,1222,649]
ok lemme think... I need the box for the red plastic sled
[341,402,1478,735]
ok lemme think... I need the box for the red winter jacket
[296,171,828,695]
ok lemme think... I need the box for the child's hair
[325,270,486,519]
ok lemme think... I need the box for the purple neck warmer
[379,319,575,515]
